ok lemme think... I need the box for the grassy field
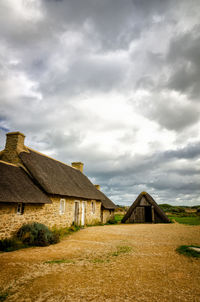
[168,215,200,225]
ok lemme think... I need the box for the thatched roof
[121,192,169,223]
[0,161,51,204]
[98,191,117,210]
[19,149,105,201]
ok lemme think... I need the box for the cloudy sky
[0,0,200,206]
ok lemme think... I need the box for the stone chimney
[2,131,27,164]
[71,162,84,172]
[95,185,101,190]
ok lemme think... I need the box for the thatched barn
[0,131,116,239]
[121,192,169,223]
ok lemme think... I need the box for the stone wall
[0,132,29,165]
[0,197,101,239]
[102,209,114,224]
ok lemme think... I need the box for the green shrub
[16,222,59,246]
[68,224,81,232]
[159,204,187,214]
[0,238,26,252]
[114,214,124,222]
[106,215,123,225]
[159,204,173,212]
[171,207,185,214]
[106,218,117,225]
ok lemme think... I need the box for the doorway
[145,206,152,222]
[81,202,86,226]
[74,201,79,225]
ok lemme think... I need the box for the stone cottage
[0,132,116,239]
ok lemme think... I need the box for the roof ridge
[22,147,76,170]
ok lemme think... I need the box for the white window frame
[91,201,96,214]
[17,203,24,215]
[59,199,65,215]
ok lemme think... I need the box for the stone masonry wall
[0,198,101,239]
[102,209,114,224]
[0,132,29,165]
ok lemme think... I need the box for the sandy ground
[0,223,200,302]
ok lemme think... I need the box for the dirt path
[0,224,200,302]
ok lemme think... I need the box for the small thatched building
[121,192,169,223]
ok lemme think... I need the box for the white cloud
[0,0,200,205]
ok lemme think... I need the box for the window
[59,199,65,215]
[91,201,95,214]
[17,203,24,215]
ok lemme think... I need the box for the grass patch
[114,214,124,223]
[176,245,200,258]
[90,246,131,263]
[51,224,82,239]
[45,259,75,264]
[111,245,132,257]
[168,216,200,225]
[105,214,124,225]
[0,292,9,302]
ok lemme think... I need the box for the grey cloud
[156,102,199,131]
[41,0,139,49]
[40,54,127,96]
[164,143,200,160]
[84,142,200,205]
[0,0,200,206]
[132,0,173,19]
[134,93,200,131]
[136,75,155,90]
[150,175,199,192]
[40,0,176,52]
[167,26,200,99]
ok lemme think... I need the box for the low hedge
[17,222,59,246]
[0,222,59,252]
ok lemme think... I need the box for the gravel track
[0,223,200,302]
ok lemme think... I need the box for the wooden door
[74,202,79,225]
[101,208,103,223]
[135,207,145,223]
